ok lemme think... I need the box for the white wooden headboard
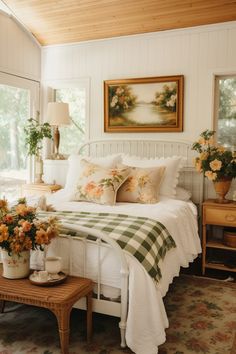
[78,139,204,206]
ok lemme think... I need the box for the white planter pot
[1,249,30,279]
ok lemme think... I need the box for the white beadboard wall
[0,11,41,81]
[42,21,236,143]
[41,21,236,198]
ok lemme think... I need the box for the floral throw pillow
[116,166,166,204]
[122,155,183,198]
[73,159,131,205]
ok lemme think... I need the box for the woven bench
[0,270,93,354]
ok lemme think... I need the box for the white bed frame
[60,139,203,348]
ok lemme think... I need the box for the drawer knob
[225,214,236,222]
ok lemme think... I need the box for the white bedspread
[31,190,201,354]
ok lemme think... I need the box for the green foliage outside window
[217,77,236,148]
[56,88,86,155]
[0,85,28,170]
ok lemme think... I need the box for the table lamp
[47,102,70,159]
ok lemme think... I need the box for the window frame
[42,78,90,158]
[0,71,40,183]
[214,74,236,149]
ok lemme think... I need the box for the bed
[31,139,202,354]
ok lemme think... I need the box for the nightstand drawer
[204,207,236,227]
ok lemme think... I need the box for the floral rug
[0,275,235,354]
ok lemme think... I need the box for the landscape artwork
[104,76,184,132]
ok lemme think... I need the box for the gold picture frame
[104,75,184,132]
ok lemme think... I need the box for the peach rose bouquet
[192,130,236,181]
[0,198,58,256]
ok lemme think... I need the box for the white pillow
[175,187,192,201]
[64,154,122,192]
[122,155,183,198]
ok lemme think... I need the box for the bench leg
[0,301,5,313]
[86,291,92,342]
[53,307,72,354]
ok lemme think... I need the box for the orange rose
[0,224,9,241]
[205,170,217,181]
[21,221,32,232]
[209,159,222,171]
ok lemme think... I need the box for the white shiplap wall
[41,22,236,198]
[0,11,41,81]
[41,21,236,143]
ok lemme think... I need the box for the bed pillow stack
[63,153,186,204]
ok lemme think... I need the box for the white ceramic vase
[1,249,30,279]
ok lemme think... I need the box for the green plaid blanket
[37,211,176,281]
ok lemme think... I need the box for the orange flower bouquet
[192,130,236,181]
[0,198,58,256]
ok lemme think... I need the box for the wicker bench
[0,270,93,354]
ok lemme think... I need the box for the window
[0,73,39,201]
[214,75,236,149]
[46,78,89,157]
[55,87,86,155]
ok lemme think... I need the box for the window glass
[55,88,86,155]
[215,76,236,149]
[0,84,30,200]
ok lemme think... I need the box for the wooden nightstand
[202,199,236,275]
[22,183,62,197]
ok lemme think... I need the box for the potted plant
[24,116,52,183]
[192,129,236,203]
[0,198,58,279]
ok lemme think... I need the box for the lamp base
[52,127,66,160]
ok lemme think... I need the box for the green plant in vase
[24,116,52,183]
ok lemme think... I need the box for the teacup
[45,256,62,275]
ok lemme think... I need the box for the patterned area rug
[159,275,236,354]
[0,275,235,354]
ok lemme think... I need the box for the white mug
[45,256,62,274]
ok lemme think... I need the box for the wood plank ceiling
[3,0,236,46]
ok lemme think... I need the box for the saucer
[29,272,67,287]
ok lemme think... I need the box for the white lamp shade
[47,102,70,126]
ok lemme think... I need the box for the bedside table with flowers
[192,130,236,275]
[0,199,93,353]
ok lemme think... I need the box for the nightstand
[43,159,68,187]
[22,183,62,197]
[202,199,236,275]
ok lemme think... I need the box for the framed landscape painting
[104,75,184,132]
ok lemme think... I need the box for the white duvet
[31,190,201,354]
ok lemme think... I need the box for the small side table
[202,199,236,275]
[0,271,93,354]
[21,183,61,197]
